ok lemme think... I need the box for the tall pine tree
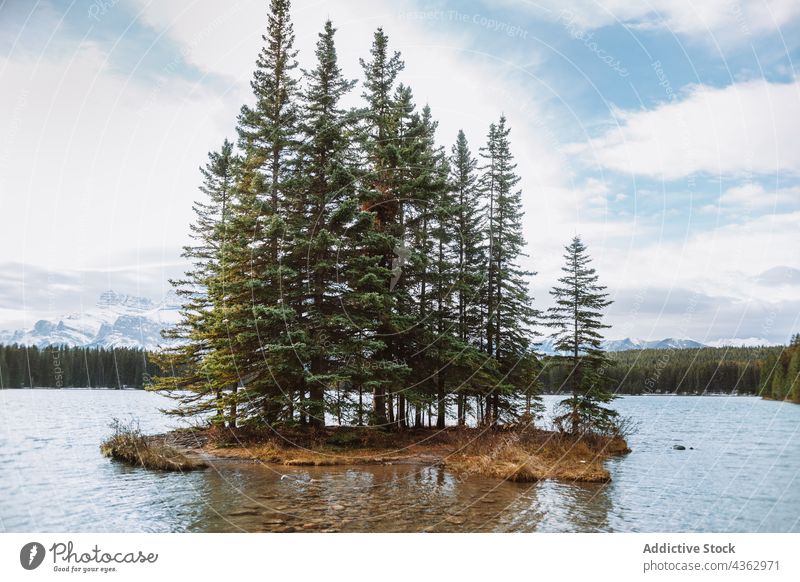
[548,236,617,435]
[151,140,240,425]
[357,28,408,427]
[229,0,302,425]
[288,20,358,428]
[479,116,539,425]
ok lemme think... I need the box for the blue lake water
[0,390,797,532]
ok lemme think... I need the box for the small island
[104,424,630,483]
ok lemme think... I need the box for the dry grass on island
[100,419,207,471]
[180,425,630,483]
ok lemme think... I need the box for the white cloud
[2,0,592,322]
[718,182,800,209]
[503,0,800,41]
[590,209,800,342]
[599,210,800,302]
[576,79,800,180]
[0,30,237,301]
[2,0,797,343]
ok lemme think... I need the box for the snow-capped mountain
[608,337,707,351]
[2,295,780,354]
[706,337,779,348]
[538,335,782,355]
[538,337,707,355]
[0,290,182,351]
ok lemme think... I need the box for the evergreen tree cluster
[0,344,157,389]
[151,0,618,433]
[759,334,800,402]
[542,345,784,396]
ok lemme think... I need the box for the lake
[0,390,797,532]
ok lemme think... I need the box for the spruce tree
[479,116,539,425]
[288,20,358,428]
[142,5,570,432]
[448,130,501,425]
[547,236,616,435]
[786,349,800,401]
[403,104,453,429]
[150,140,240,425]
[450,130,485,347]
[357,28,408,426]
[229,0,302,425]
[771,361,786,400]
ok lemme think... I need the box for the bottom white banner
[1,533,798,581]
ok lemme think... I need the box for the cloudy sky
[0,0,799,344]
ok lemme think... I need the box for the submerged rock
[228,509,260,517]
[446,515,466,525]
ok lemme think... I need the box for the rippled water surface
[1,390,798,532]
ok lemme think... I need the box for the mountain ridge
[0,291,781,352]
[0,290,181,351]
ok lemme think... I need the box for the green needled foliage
[547,236,617,435]
[145,1,627,433]
[479,116,541,426]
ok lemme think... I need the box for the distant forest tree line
[542,342,798,399]
[0,342,797,406]
[0,345,157,390]
[759,334,800,402]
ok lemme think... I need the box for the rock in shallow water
[446,515,466,525]
[229,509,260,516]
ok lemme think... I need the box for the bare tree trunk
[229,383,238,429]
[216,388,224,424]
[372,385,387,426]
[336,384,342,426]
[308,359,323,429]
[358,385,364,426]
[397,392,406,429]
[436,372,446,429]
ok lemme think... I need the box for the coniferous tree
[479,116,539,425]
[449,130,487,425]
[771,363,786,400]
[548,236,617,435]
[138,3,651,432]
[786,349,800,401]
[229,0,302,425]
[759,352,778,396]
[405,104,453,429]
[383,83,421,428]
[150,140,240,424]
[357,28,408,427]
[288,20,358,428]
